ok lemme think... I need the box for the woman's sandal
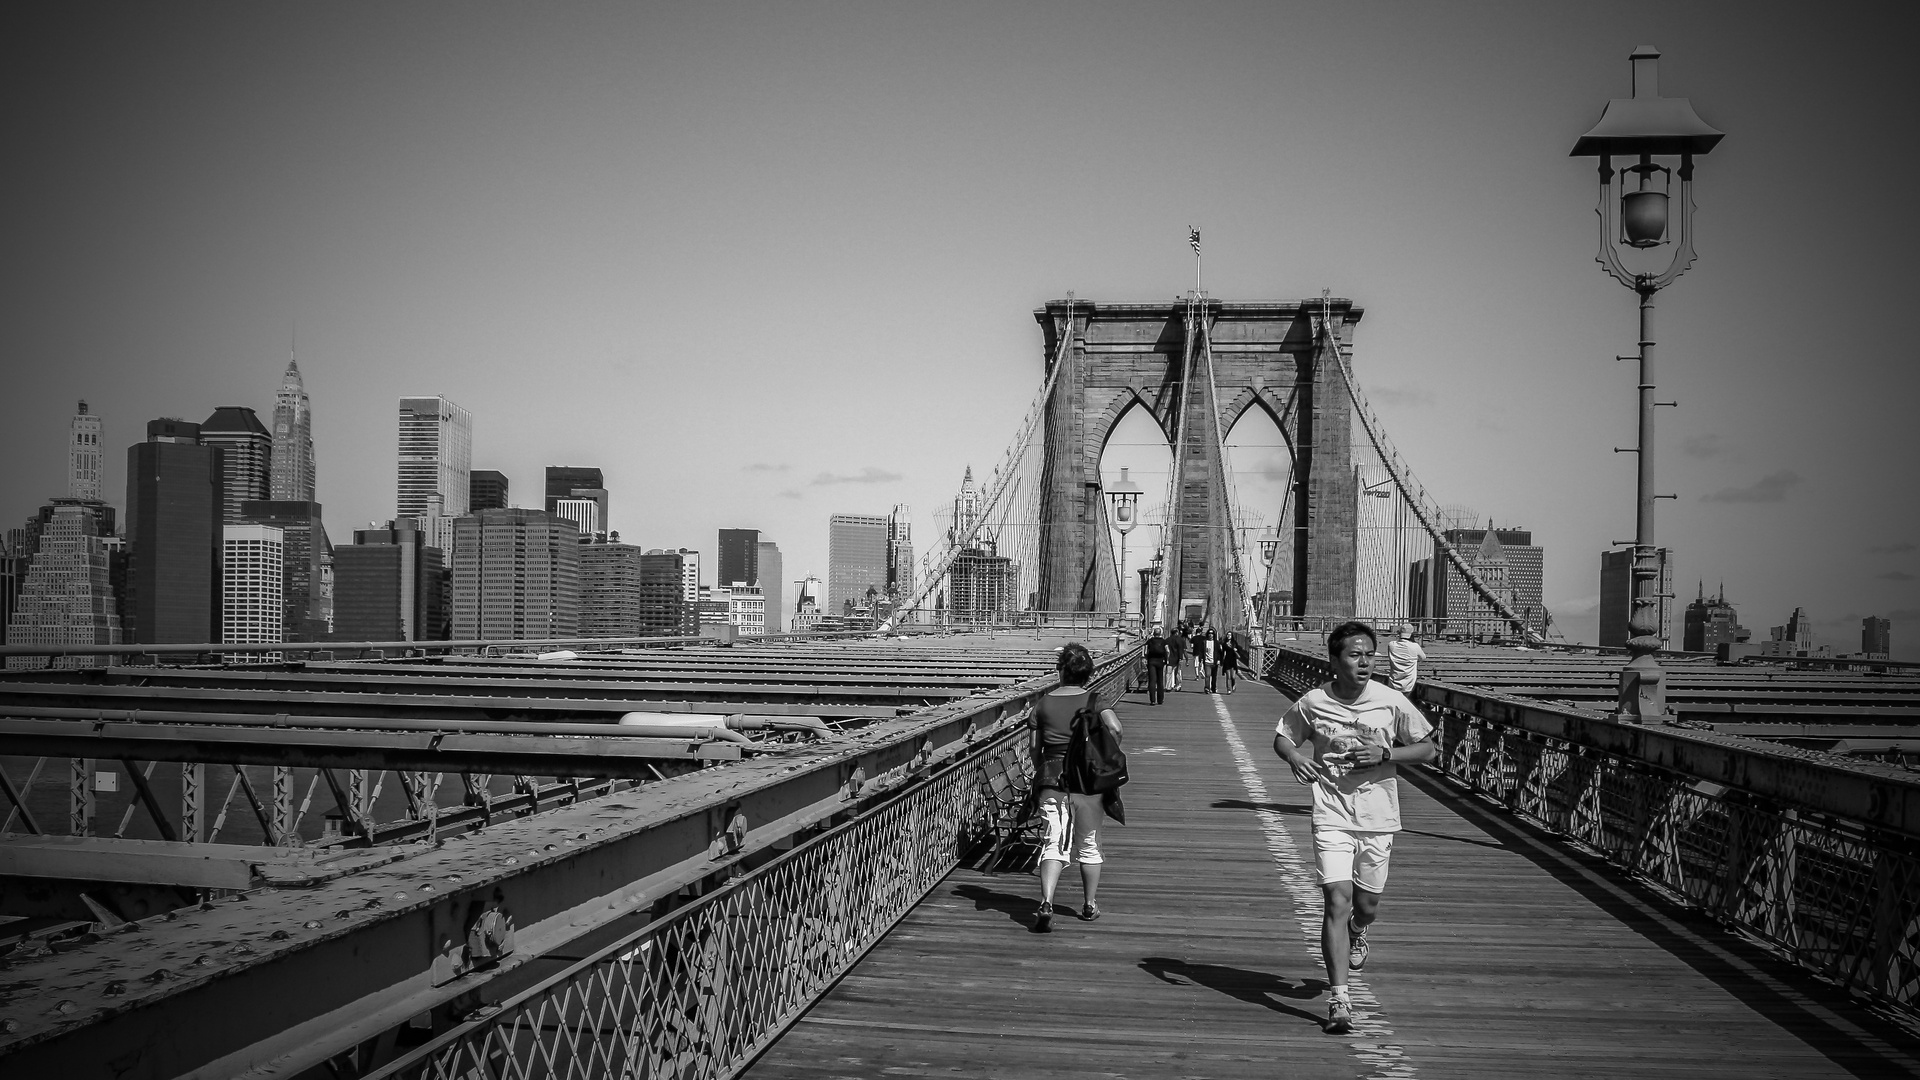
[1079,901,1100,922]
[1035,901,1054,932]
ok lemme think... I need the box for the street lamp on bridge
[1257,529,1281,628]
[1105,467,1144,623]
[1571,45,1723,723]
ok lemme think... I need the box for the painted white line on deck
[1210,694,1417,1079]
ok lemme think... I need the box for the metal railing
[1267,644,1920,1014]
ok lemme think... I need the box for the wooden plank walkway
[748,677,1920,1079]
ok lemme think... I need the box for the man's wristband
[1384,746,1394,764]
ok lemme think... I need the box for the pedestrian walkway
[747,677,1920,1079]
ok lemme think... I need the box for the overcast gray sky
[3,2,1915,655]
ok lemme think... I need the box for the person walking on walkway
[1218,634,1239,694]
[1031,642,1125,931]
[1272,621,1436,1034]
[1191,627,1209,683]
[1144,627,1168,706]
[1201,628,1220,693]
[1166,626,1188,693]
[1384,625,1428,693]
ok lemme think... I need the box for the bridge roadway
[749,675,1920,1079]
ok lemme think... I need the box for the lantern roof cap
[1106,467,1143,496]
[1570,46,1724,157]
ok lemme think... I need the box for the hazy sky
[3,3,1915,655]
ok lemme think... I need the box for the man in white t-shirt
[1274,621,1436,1035]
[1383,625,1428,693]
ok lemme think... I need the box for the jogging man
[1273,621,1436,1034]
[1384,625,1428,693]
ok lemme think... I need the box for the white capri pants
[1037,790,1105,865]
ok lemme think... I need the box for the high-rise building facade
[828,513,889,616]
[201,407,273,524]
[544,467,607,529]
[1864,617,1892,659]
[69,401,103,501]
[579,542,645,638]
[333,520,446,642]
[470,470,510,511]
[727,584,765,635]
[638,550,694,636]
[4,500,122,668]
[271,356,316,501]
[555,499,601,540]
[451,509,579,640]
[241,500,332,641]
[758,541,783,634]
[397,396,472,525]
[221,524,284,648]
[125,420,223,644]
[667,547,700,602]
[1599,546,1675,650]
[719,528,759,587]
[948,547,1018,624]
[887,505,914,610]
[1682,583,1750,653]
[1414,527,1546,639]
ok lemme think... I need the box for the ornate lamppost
[1105,467,1144,624]
[1257,530,1281,630]
[1571,46,1723,722]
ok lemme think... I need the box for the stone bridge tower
[1034,299,1359,625]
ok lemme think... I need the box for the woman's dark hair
[1057,642,1095,686]
[1327,620,1377,656]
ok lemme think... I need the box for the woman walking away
[1032,642,1125,931]
[1144,627,1168,706]
[1201,628,1220,693]
[1219,634,1239,694]
[1166,625,1188,693]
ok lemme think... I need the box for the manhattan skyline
[1,4,1914,654]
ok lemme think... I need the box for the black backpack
[1068,703,1129,794]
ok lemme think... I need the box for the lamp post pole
[1105,467,1144,628]
[1571,45,1722,722]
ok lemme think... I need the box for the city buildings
[888,504,914,612]
[470,470,510,511]
[221,523,284,650]
[241,500,332,641]
[638,549,694,636]
[1759,607,1827,658]
[554,498,601,540]
[125,419,223,644]
[1599,546,1675,650]
[666,547,700,604]
[579,542,646,638]
[3,499,122,668]
[1682,583,1750,653]
[948,546,1018,623]
[450,508,579,640]
[333,520,446,641]
[758,541,784,634]
[1406,526,1547,640]
[271,356,316,502]
[718,528,759,589]
[69,401,102,501]
[544,467,607,530]
[828,513,889,617]
[1864,616,1892,660]
[200,406,273,524]
[397,396,472,527]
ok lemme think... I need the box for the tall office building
[758,541,784,634]
[544,467,607,530]
[4,500,122,668]
[638,550,694,636]
[451,509,579,640]
[667,547,700,602]
[1864,617,1892,660]
[470,470,510,511]
[949,546,1018,623]
[333,520,445,641]
[221,524,284,650]
[828,513,889,616]
[241,500,331,641]
[397,396,472,525]
[887,504,914,609]
[125,419,223,644]
[1410,526,1545,639]
[1599,547,1675,650]
[719,528,759,586]
[271,356,316,501]
[201,407,273,524]
[1682,583,1750,653]
[69,401,103,501]
[579,542,646,637]
[727,584,766,635]
[554,498,601,540]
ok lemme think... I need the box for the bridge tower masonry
[1035,299,1359,623]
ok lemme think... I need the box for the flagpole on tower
[1189,227,1202,297]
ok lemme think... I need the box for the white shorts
[1313,827,1394,892]
[1037,790,1104,865]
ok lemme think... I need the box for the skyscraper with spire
[272,355,316,501]
[69,401,103,501]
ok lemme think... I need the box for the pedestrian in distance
[1219,634,1239,694]
[1384,625,1428,694]
[1191,627,1209,682]
[1201,628,1220,693]
[1031,642,1125,931]
[1272,621,1437,1035]
[1166,625,1188,693]
[1143,627,1168,706]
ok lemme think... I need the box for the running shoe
[1349,919,1370,971]
[1035,901,1054,933]
[1325,997,1353,1034]
[1079,901,1100,922]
